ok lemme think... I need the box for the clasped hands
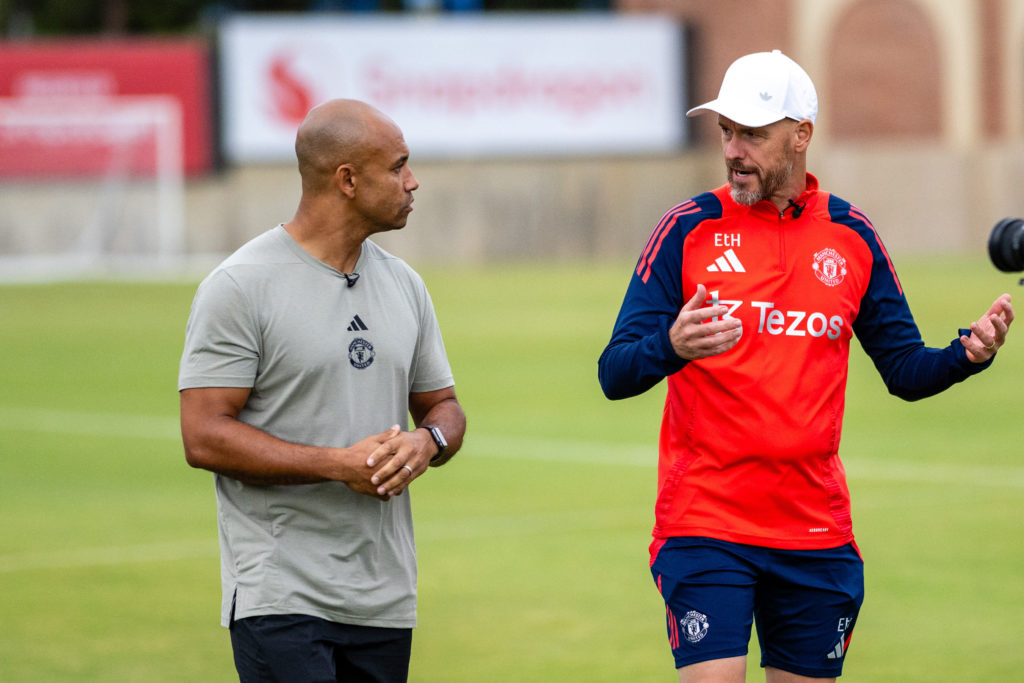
[347,425,433,501]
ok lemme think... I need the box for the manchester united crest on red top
[813,248,847,287]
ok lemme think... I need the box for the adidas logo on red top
[706,248,746,273]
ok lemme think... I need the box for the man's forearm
[183,415,337,485]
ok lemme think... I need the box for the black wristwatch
[424,425,447,463]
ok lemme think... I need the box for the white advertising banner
[219,13,685,162]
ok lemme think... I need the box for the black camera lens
[988,217,1024,272]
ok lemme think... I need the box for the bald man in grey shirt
[179,99,466,683]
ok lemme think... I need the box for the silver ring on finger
[402,465,414,476]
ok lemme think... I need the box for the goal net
[0,95,185,279]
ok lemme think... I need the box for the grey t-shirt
[179,225,454,628]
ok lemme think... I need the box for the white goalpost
[0,95,186,279]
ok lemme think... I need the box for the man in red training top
[598,50,1013,683]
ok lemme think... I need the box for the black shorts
[229,613,413,683]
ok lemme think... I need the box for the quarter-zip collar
[740,172,821,222]
[716,173,822,272]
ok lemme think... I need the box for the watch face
[430,426,447,449]
[427,426,447,459]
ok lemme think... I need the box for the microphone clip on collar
[787,199,806,219]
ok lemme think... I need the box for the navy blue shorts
[229,614,413,683]
[650,537,864,678]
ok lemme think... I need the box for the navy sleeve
[598,196,719,400]
[831,196,992,402]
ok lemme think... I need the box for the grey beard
[729,160,794,207]
[731,185,761,206]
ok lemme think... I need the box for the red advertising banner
[0,39,213,177]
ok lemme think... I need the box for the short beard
[729,159,793,206]
[730,183,761,207]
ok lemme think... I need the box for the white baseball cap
[686,49,818,127]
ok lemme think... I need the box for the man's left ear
[794,120,813,152]
[335,164,357,198]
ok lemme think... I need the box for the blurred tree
[5,0,216,35]
[485,0,599,8]
[0,0,602,36]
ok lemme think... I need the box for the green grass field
[0,256,1020,681]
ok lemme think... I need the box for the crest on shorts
[348,337,375,369]
[680,610,710,644]
[812,247,847,287]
